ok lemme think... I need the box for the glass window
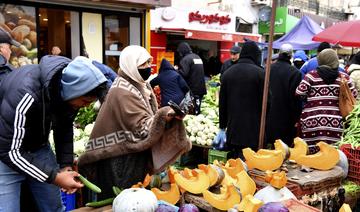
[38,8,78,59]
[0,4,37,67]
[104,14,133,71]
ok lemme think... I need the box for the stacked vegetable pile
[49,122,94,156]
[183,115,218,146]
[201,75,220,124]
[339,102,360,148]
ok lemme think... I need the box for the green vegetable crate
[208,149,229,164]
[340,144,360,184]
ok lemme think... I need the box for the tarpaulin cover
[273,16,323,50]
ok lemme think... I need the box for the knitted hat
[240,40,261,66]
[317,49,339,69]
[61,56,107,101]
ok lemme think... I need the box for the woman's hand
[165,109,185,121]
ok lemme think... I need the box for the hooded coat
[0,54,13,86]
[78,46,191,200]
[219,41,266,150]
[0,56,75,183]
[177,42,206,97]
[265,54,302,146]
[150,59,189,106]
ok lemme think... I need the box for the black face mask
[138,67,152,81]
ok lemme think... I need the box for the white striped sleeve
[8,93,49,182]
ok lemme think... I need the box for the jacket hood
[159,58,175,73]
[39,55,71,88]
[294,50,308,62]
[240,41,262,66]
[177,42,192,57]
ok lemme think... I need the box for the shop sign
[259,7,287,34]
[189,11,231,25]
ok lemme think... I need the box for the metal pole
[258,0,277,149]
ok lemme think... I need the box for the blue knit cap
[61,56,107,101]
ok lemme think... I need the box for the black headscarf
[239,41,262,66]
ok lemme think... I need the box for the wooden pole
[258,0,277,149]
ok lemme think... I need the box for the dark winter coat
[220,58,238,76]
[177,42,206,97]
[0,55,76,183]
[150,59,189,106]
[219,41,266,150]
[265,54,302,146]
[0,54,13,86]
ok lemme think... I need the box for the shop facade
[149,1,261,75]
[1,0,170,71]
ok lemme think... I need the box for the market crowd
[0,24,359,211]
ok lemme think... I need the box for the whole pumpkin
[113,188,158,212]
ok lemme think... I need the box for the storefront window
[104,14,137,71]
[38,8,78,59]
[0,4,37,67]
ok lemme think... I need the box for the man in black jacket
[0,27,20,85]
[220,45,241,76]
[0,56,108,211]
[266,44,302,146]
[176,42,206,115]
[218,40,266,157]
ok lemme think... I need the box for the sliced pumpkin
[243,148,283,171]
[237,194,263,212]
[198,164,225,187]
[234,170,256,197]
[289,137,308,161]
[274,139,290,160]
[151,183,180,205]
[174,169,210,194]
[296,141,340,170]
[265,171,287,189]
[339,203,352,212]
[223,158,246,178]
[203,184,241,210]
[181,168,195,179]
[256,140,289,160]
[167,166,177,184]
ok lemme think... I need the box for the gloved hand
[213,129,226,150]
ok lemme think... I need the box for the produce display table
[183,192,222,212]
[71,205,112,212]
[249,165,344,199]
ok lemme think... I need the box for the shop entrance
[38,8,80,59]
[167,34,222,77]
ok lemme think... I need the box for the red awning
[156,28,261,42]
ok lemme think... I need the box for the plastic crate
[208,149,229,164]
[340,144,360,184]
[61,192,76,211]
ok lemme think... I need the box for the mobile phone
[168,100,185,116]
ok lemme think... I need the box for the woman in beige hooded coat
[78,46,191,200]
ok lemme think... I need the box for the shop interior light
[43,18,48,21]
[6,11,12,14]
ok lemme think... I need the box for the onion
[258,202,289,212]
[179,204,199,212]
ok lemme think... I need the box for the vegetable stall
[64,74,359,212]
